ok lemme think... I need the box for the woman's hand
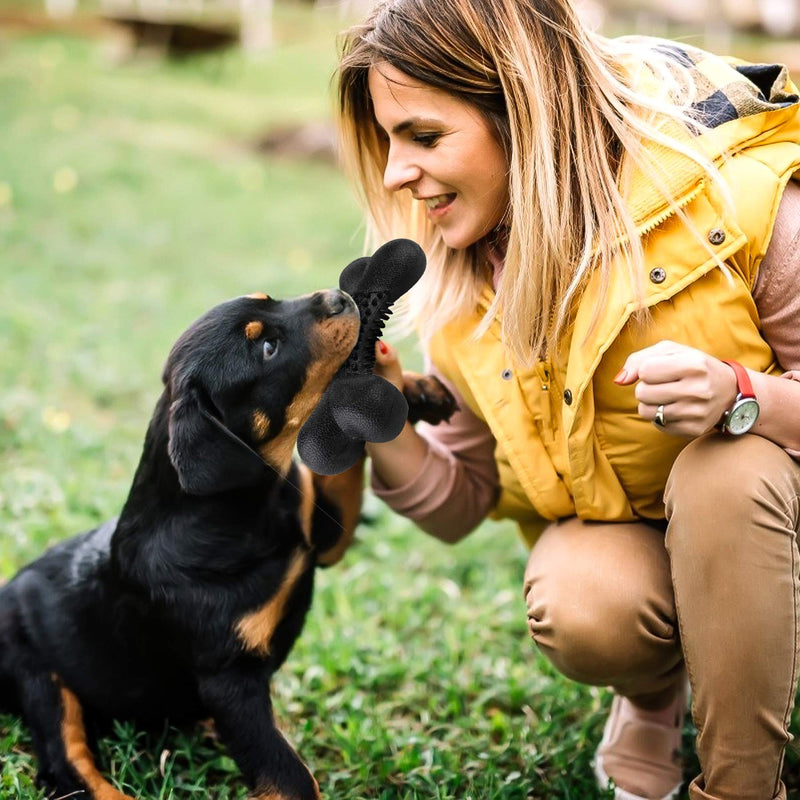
[615,340,738,437]
[373,340,404,392]
[366,339,432,485]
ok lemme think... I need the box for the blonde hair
[337,0,727,366]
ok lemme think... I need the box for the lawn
[0,5,798,799]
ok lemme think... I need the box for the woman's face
[368,63,509,251]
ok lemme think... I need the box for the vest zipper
[536,361,555,444]
[635,181,706,239]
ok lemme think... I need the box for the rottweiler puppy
[0,288,456,800]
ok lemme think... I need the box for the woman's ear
[167,385,268,495]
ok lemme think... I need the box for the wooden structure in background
[42,0,274,56]
[39,0,799,59]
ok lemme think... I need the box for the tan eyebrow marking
[247,292,270,300]
[245,321,263,340]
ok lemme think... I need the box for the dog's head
[163,290,359,495]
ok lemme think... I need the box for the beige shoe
[593,684,687,800]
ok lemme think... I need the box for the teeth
[424,195,452,210]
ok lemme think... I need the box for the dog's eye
[262,339,278,361]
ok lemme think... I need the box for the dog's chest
[233,547,311,656]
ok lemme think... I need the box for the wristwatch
[718,359,759,435]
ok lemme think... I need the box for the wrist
[717,359,739,416]
[717,359,760,435]
[365,422,428,488]
[745,370,800,451]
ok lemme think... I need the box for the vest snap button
[563,389,573,405]
[501,368,513,380]
[708,228,726,246]
[649,267,666,284]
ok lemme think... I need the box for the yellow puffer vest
[428,46,800,548]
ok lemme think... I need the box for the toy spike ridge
[297,239,426,475]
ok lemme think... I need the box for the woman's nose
[383,145,421,192]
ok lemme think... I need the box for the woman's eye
[262,339,278,360]
[413,132,441,147]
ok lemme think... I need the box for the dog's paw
[403,372,459,425]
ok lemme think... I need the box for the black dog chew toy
[298,238,426,475]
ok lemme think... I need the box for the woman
[335,1,800,798]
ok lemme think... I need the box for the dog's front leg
[197,668,320,800]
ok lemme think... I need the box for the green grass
[0,7,798,799]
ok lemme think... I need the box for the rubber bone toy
[297,238,426,475]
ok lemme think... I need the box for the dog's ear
[167,385,268,495]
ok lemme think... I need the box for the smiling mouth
[422,193,456,215]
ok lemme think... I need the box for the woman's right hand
[366,339,422,475]
[374,340,404,392]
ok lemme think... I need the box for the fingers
[622,358,690,387]
[614,340,739,437]
[617,340,718,396]
[614,340,684,385]
[373,340,404,392]
[633,380,684,406]
[636,400,702,431]
[638,401,666,426]
[374,339,399,366]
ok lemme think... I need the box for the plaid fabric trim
[654,43,799,132]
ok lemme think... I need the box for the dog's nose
[317,289,356,318]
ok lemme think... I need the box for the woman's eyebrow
[391,117,442,134]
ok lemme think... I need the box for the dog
[0,288,457,800]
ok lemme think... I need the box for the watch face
[727,398,760,435]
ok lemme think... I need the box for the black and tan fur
[0,288,456,800]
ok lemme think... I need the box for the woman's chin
[438,219,503,251]
[439,228,480,251]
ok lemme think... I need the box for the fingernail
[613,369,627,384]
[378,341,388,354]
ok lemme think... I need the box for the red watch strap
[721,359,755,399]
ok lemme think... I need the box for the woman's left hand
[615,340,739,437]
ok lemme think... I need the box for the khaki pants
[523,434,800,800]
